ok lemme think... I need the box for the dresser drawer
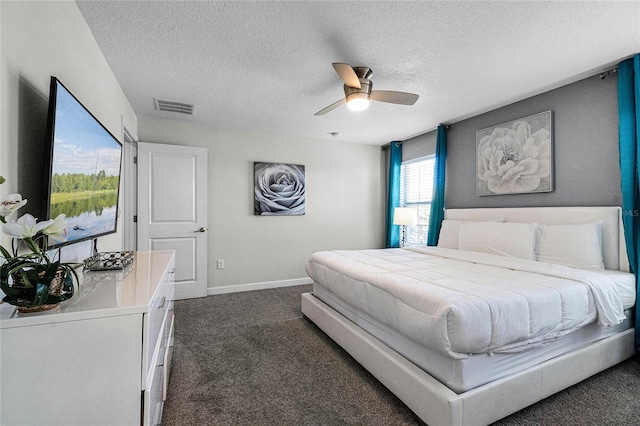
[146,356,165,426]
[146,273,173,371]
[163,313,175,401]
[144,312,169,426]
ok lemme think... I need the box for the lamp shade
[393,207,418,226]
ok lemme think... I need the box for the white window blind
[399,155,435,246]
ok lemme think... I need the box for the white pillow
[437,219,504,249]
[535,221,604,270]
[458,222,537,260]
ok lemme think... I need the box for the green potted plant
[0,178,78,313]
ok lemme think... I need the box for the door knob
[195,227,206,233]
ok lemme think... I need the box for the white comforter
[305,247,626,359]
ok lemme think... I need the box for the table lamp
[393,207,418,247]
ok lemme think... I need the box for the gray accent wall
[445,74,621,208]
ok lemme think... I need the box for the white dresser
[0,250,176,426]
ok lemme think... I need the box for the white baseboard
[207,277,312,296]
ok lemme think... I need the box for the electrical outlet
[217,259,225,269]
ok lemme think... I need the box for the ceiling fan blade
[314,98,346,116]
[370,90,419,105]
[332,63,361,89]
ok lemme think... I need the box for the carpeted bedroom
[161,285,640,425]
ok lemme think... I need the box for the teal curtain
[386,142,402,248]
[426,125,447,246]
[618,54,640,352]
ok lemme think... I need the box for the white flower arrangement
[0,178,78,310]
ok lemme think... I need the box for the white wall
[138,117,385,290]
[0,1,136,257]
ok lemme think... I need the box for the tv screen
[42,77,123,248]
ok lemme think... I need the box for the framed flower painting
[254,162,306,215]
[476,110,553,196]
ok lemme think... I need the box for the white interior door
[137,142,208,299]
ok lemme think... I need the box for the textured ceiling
[76,1,640,146]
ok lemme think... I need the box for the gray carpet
[161,285,640,426]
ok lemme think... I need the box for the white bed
[301,206,636,425]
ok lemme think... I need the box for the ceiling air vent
[154,98,196,115]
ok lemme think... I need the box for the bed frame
[301,206,635,425]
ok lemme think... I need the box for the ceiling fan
[315,62,419,116]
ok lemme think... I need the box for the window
[399,155,435,246]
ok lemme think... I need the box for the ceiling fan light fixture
[314,63,418,116]
[346,92,370,111]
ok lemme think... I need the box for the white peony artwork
[476,111,553,196]
[254,162,306,215]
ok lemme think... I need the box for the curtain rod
[381,124,450,150]
[403,124,450,141]
[600,67,618,79]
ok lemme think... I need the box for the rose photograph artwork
[476,111,553,196]
[254,162,305,215]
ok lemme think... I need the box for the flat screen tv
[42,77,123,248]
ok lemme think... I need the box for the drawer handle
[157,296,166,310]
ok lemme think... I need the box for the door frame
[121,118,137,252]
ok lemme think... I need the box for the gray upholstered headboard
[445,206,628,272]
